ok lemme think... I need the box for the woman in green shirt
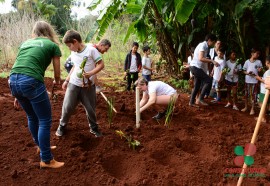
[9,21,64,169]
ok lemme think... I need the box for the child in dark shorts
[224,50,242,110]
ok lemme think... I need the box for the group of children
[124,42,154,90]
[187,44,270,121]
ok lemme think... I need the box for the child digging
[55,30,111,137]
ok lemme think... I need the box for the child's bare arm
[83,60,104,78]
[255,75,264,83]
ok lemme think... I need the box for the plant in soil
[115,130,140,150]
[164,95,177,127]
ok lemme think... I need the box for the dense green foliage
[90,0,270,77]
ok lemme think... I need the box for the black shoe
[152,112,166,120]
[90,129,103,137]
[55,125,66,137]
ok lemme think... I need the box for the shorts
[259,93,270,104]
[225,80,237,87]
[244,83,258,101]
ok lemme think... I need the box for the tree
[88,0,197,76]
[11,0,74,35]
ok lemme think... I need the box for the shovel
[96,86,117,113]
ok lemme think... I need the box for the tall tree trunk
[149,0,178,76]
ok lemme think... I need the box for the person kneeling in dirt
[135,77,179,119]
[55,30,111,138]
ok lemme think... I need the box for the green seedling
[130,140,140,150]
[115,130,125,139]
[76,56,88,78]
[115,130,140,150]
[222,67,230,75]
[164,95,177,127]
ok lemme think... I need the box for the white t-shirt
[213,56,225,81]
[145,81,176,96]
[187,56,192,64]
[142,56,151,75]
[129,54,137,72]
[260,69,270,94]
[243,59,262,84]
[209,48,226,61]
[190,41,208,69]
[69,44,102,87]
[225,60,242,82]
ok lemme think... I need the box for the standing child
[142,45,153,81]
[211,48,226,103]
[224,50,242,110]
[124,42,142,91]
[55,30,111,137]
[241,48,262,115]
[254,55,270,122]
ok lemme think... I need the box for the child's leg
[156,94,178,105]
[126,73,132,91]
[80,85,99,131]
[227,86,232,104]
[132,72,139,90]
[248,84,257,115]
[216,90,221,101]
[59,84,80,126]
[232,86,237,106]
[241,83,249,112]
[196,90,201,104]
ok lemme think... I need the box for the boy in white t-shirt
[241,48,263,115]
[142,46,153,81]
[224,50,242,110]
[135,77,178,120]
[55,30,111,137]
[211,48,226,103]
[254,55,270,122]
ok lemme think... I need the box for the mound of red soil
[1,77,270,185]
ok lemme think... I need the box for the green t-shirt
[10,37,61,82]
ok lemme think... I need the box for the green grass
[0,71,9,78]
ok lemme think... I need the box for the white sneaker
[233,105,239,111]
[225,103,231,108]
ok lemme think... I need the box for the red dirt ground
[1,77,270,186]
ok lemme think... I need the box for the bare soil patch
[1,77,270,185]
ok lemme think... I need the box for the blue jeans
[9,74,53,162]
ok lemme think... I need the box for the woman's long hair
[32,21,59,45]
